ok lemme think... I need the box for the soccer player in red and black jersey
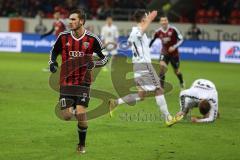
[41,11,67,38]
[41,10,67,72]
[150,16,185,89]
[49,9,108,154]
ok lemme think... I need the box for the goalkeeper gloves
[49,61,58,73]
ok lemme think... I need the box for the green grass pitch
[0,52,239,160]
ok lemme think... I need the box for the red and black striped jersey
[49,30,108,86]
[53,19,66,36]
[153,25,183,57]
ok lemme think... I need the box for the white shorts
[133,63,161,91]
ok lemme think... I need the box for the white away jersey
[180,79,218,122]
[101,24,119,44]
[191,79,216,90]
[128,26,152,63]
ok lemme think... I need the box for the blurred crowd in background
[0,0,240,24]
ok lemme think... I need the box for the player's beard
[72,22,84,38]
[71,21,82,31]
[162,24,168,30]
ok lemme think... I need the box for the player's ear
[79,19,84,26]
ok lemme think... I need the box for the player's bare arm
[139,10,157,33]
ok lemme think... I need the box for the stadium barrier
[1,18,240,41]
[0,32,239,63]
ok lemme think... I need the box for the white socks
[117,93,141,105]
[155,95,170,118]
[116,94,170,121]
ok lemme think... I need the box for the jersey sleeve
[196,115,214,123]
[179,89,194,113]
[93,36,108,67]
[172,26,183,49]
[149,31,159,47]
[153,31,159,39]
[136,29,143,38]
[49,34,62,64]
[196,108,215,123]
[128,28,143,43]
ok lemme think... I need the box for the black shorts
[160,54,180,69]
[59,84,90,108]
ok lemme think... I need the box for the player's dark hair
[133,9,146,23]
[160,15,168,20]
[70,9,86,25]
[106,14,112,19]
[199,100,211,115]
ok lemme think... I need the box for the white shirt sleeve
[179,89,198,113]
[128,28,140,42]
[135,27,143,38]
[101,26,105,41]
[196,108,215,123]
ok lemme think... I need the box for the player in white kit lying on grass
[175,79,219,123]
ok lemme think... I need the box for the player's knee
[175,69,180,75]
[61,109,73,121]
[76,112,88,127]
[138,94,145,101]
[160,60,167,66]
[138,91,145,100]
[159,66,165,74]
[155,87,164,95]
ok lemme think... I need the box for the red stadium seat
[179,16,189,23]
[196,18,209,24]
[230,10,239,18]
[196,9,207,18]
[196,9,208,24]
[46,13,53,18]
[229,10,240,25]
[207,10,214,18]
[213,10,220,17]
[205,9,220,23]
[237,11,240,17]
[229,18,238,24]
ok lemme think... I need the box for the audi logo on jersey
[69,51,84,57]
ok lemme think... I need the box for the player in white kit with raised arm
[109,10,175,126]
[175,79,219,123]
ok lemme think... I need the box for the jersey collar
[161,25,170,33]
[71,29,86,41]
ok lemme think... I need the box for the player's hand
[168,46,175,53]
[147,10,158,22]
[191,117,198,123]
[49,61,58,73]
[176,111,184,117]
[87,61,95,70]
